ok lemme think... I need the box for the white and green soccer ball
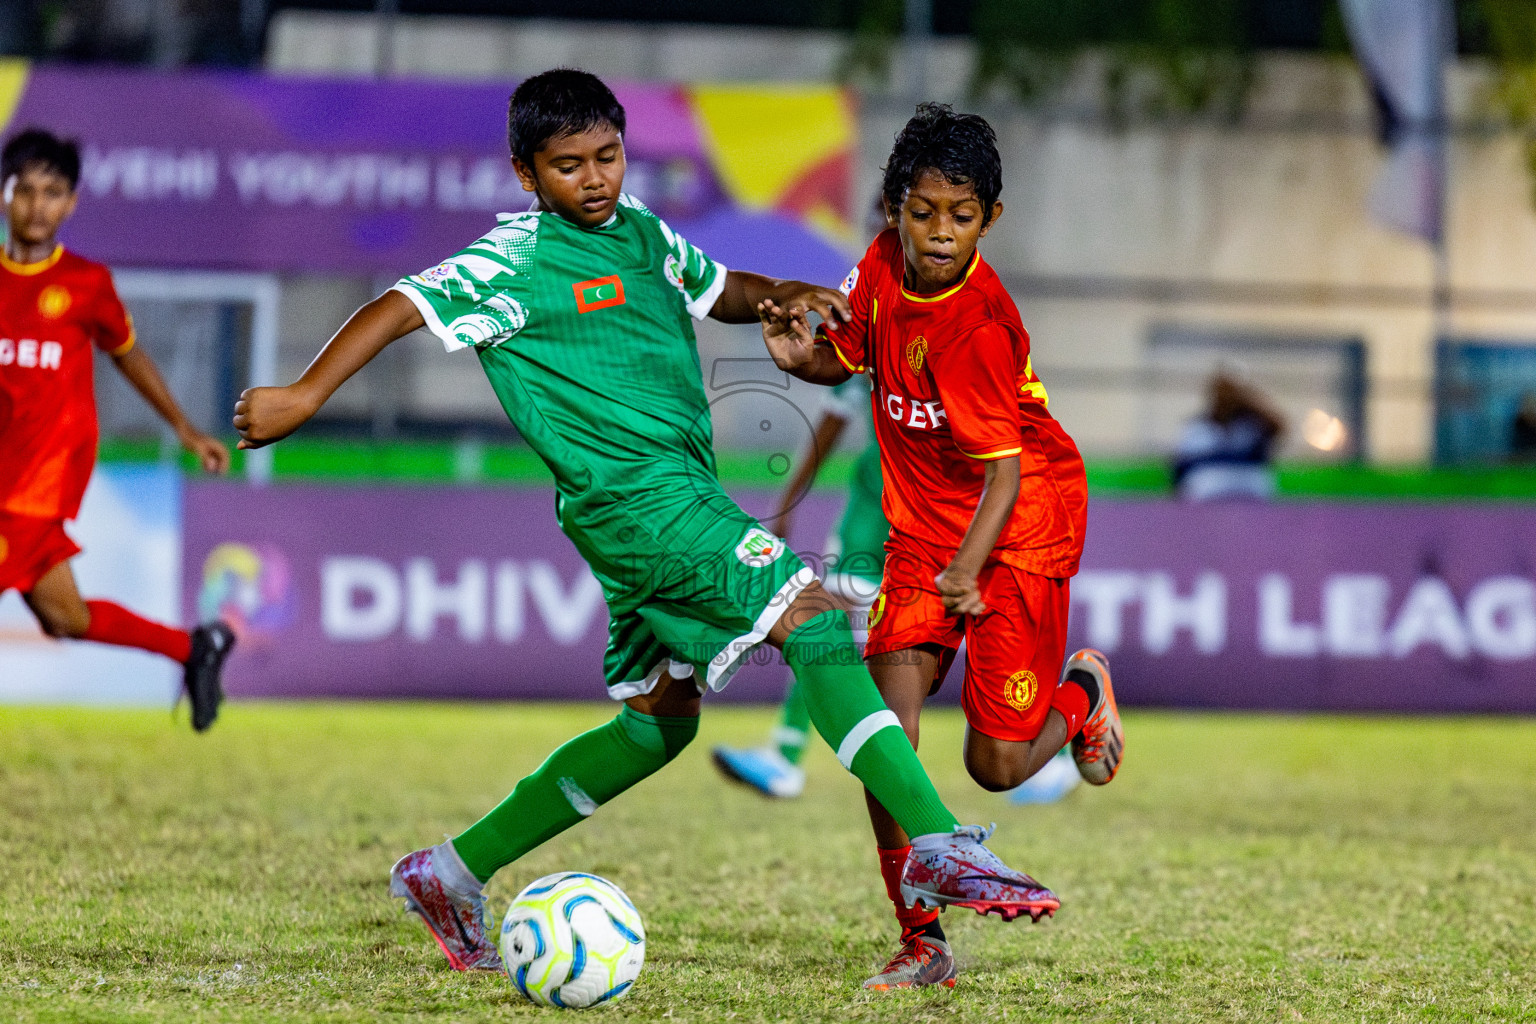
[500,872,645,1008]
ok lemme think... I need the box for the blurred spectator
[1511,392,1536,461]
[0,0,258,66]
[0,2,41,56]
[1173,368,1286,501]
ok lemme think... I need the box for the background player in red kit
[0,128,235,730]
[759,104,1127,990]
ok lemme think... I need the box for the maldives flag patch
[573,275,626,313]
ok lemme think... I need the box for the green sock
[451,705,698,884]
[773,680,811,766]
[782,610,957,839]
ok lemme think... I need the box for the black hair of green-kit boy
[507,68,627,167]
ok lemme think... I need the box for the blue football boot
[711,744,805,798]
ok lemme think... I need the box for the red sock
[1051,680,1090,739]
[878,846,939,940]
[82,600,192,664]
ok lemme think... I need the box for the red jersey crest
[905,335,928,375]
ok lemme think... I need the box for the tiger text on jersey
[0,339,64,369]
[882,390,949,431]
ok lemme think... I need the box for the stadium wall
[264,14,1536,466]
[0,466,182,704]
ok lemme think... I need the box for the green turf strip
[1,704,1532,1022]
[99,438,1536,500]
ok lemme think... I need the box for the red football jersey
[821,230,1087,578]
[0,246,136,521]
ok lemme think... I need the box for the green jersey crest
[735,526,785,568]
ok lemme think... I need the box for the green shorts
[562,482,814,699]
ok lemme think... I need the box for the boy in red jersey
[1,128,235,729]
[759,104,1126,990]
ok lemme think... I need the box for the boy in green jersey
[233,69,1057,977]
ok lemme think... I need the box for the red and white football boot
[389,847,503,972]
[900,824,1059,922]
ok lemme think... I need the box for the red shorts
[864,537,1071,743]
[0,512,81,595]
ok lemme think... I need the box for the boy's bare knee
[963,735,1033,791]
[625,669,702,719]
[768,580,837,646]
[966,759,1024,793]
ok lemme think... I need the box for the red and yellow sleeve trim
[0,244,63,276]
[1019,356,1050,407]
[959,444,1023,461]
[105,312,137,356]
[899,251,981,303]
[823,293,871,373]
[828,338,865,374]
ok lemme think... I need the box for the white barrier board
[0,465,182,705]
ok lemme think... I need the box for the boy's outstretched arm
[710,270,850,327]
[111,345,230,475]
[936,455,1020,616]
[757,298,851,387]
[234,289,424,450]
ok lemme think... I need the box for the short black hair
[2,128,81,190]
[881,103,1001,224]
[507,69,626,167]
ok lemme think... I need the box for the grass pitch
[0,703,1532,1023]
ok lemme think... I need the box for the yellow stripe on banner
[0,60,30,137]
[690,85,852,210]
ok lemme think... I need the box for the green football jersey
[392,194,728,514]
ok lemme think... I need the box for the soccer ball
[500,872,645,1008]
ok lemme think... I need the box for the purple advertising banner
[1,65,856,283]
[185,481,834,703]
[185,484,1536,712]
